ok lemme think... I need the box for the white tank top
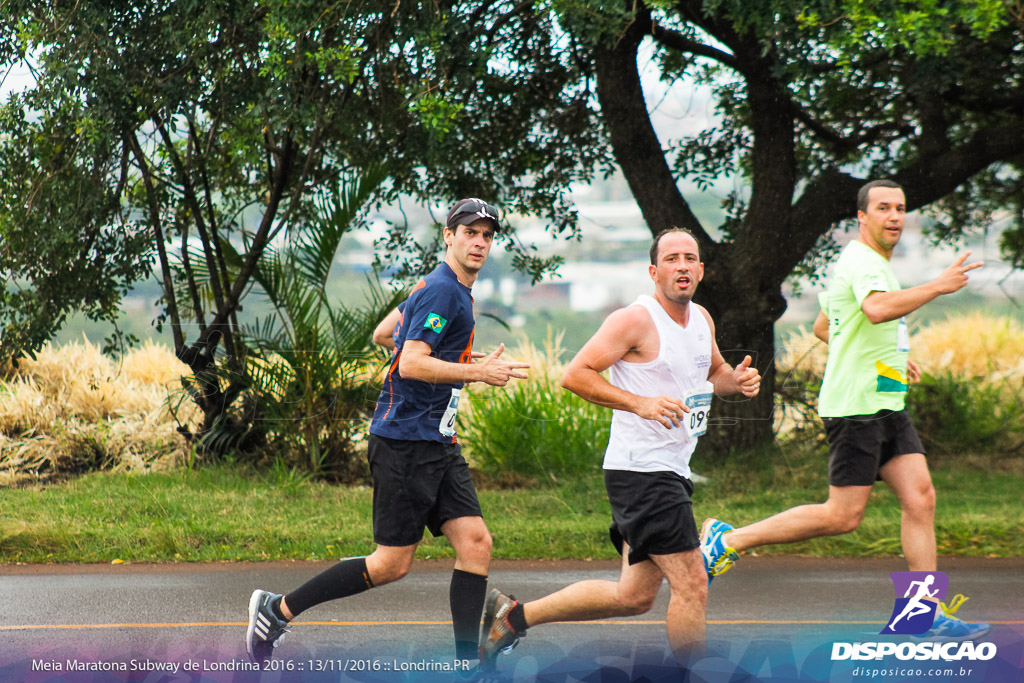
[603,295,713,477]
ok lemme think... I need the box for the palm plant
[227,163,406,478]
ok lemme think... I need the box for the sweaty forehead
[867,187,906,206]
[657,233,700,260]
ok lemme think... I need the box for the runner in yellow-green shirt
[816,238,911,418]
[698,179,990,641]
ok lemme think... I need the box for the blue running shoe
[917,595,990,641]
[700,518,739,585]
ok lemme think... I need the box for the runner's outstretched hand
[475,343,529,386]
[907,359,922,384]
[933,251,983,294]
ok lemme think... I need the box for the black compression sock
[450,569,488,660]
[284,557,374,618]
[270,596,287,622]
[508,602,528,633]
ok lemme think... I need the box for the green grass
[694,442,1024,559]
[1,445,1021,563]
[0,466,615,563]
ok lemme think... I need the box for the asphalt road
[1,557,1021,682]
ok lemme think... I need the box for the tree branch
[210,133,300,332]
[151,112,230,318]
[648,21,739,69]
[125,130,185,351]
[177,216,208,330]
[593,5,711,250]
[896,123,1024,211]
[794,106,913,157]
[187,114,239,363]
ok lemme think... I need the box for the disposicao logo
[831,641,997,662]
[424,313,447,333]
[830,571,998,664]
[881,571,948,635]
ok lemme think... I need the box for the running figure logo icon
[881,571,950,635]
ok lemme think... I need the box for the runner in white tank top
[479,229,762,668]
[604,294,712,478]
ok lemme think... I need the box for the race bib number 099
[683,382,714,439]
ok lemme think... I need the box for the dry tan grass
[121,339,193,385]
[504,327,569,389]
[911,313,1024,380]
[774,314,1024,439]
[776,327,828,378]
[777,314,1024,381]
[459,328,568,414]
[0,340,200,484]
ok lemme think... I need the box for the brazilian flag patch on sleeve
[424,313,448,333]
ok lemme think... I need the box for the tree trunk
[589,0,1024,455]
[594,24,787,452]
[695,273,786,453]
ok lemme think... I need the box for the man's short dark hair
[857,179,903,213]
[650,227,701,265]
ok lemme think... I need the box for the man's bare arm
[372,308,402,350]
[812,311,829,343]
[861,252,982,324]
[399,340,529,387]
[561,307,688,429]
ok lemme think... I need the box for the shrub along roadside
[775,315,1024,458]
[2,444,1020,564]
[3,314,1021,485]
[459,372,610,485]
[908,371,1024,457]
[457,332,610,485]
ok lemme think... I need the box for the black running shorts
[823,409,926,487]
[367,434,483,547]
[604,469,700,565]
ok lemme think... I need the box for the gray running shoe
[246,589,291,664]
[478,589,523,671]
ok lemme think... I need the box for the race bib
[683,381,714,439]
[897,317,910,353]
[439,388,461,437]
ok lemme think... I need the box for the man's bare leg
[650,547,707,655]
[724,485,873,552]
[880,453,936,571]
[523,545,663,625]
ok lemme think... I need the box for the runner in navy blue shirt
[370,260,477,443]
[246,199,529,671]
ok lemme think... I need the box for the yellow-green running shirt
[817,240,910,418]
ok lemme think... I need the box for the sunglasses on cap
[447,198,501,232]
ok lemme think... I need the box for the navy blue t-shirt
[370,262,475,443]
